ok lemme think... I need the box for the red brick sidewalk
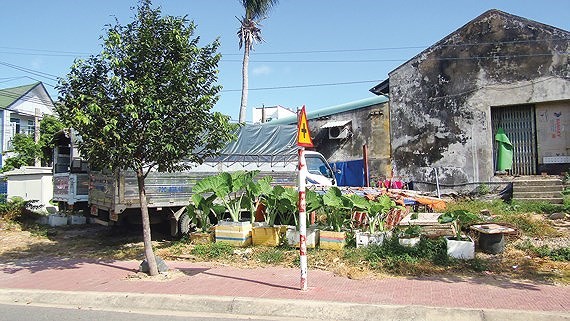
[0,258,568,312]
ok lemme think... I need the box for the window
[27,120,35,136]
[10,118,20,135]
[305,154,333,179]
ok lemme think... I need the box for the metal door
[491,105,537,175]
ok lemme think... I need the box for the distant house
[0,82,55,167]
[265,96,390,186]
[371,9,570,189]
[252,105,296,124]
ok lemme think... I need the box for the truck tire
[178,213,191,237]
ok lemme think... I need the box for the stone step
[512,197,564,204]
[513,185,564,193]
[513,191,563,199]
[513,179,563,187]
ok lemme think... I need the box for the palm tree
[237,0,279,123]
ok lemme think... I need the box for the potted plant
[438,210,479,259]
[193,171,258,247]
[253,185,295,246]
[319,187,352,250]
[186,194,225,244]
[354,194,395,248]
[285,189,319,248]
[398,224,422,247]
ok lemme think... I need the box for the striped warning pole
[298,147,308,291]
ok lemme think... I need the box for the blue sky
[1,1,569,122]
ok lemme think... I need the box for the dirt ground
[0,218,568,284]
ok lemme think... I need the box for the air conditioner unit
[328,126,350,139]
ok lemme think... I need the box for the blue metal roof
[264,95,389,125]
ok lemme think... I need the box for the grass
[446,199,562,237]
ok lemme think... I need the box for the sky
[1,0,569,122]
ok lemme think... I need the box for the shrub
[0,197,42,222]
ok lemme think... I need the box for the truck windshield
[305,155,333,179]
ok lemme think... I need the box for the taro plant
[243,174,272,223]
[193,171,257,222]
[187,194,225,232]
[438,210,479,240]
[321,186,353,232]
[367,195,395,234]
[260,185,298,226]
[401,224,422,238]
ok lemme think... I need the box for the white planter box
[286,226,319,248]
[48,214,68,227]
[398,236,420,247]
[446,236,475,260]
[356,231,390,248]
[68,215,87,225]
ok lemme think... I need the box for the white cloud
[252,65,272,76]
[30,58,43,69]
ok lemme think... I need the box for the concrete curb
[0,289,568,321]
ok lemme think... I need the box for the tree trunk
[136,167,159,276]
[239,39,251,123]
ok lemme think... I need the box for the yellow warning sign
[297,105,314,148]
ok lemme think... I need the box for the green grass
[255,247,285,264]
[446,199,562,237]
[190,242,234,259]
[515,240,570,262]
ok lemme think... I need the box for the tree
[56,0,236,276]
[1,115,64,172]
[39,115,65,167]
[1,134,39,173]
[237,0,279,123]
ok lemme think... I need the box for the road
[0,303,307,321]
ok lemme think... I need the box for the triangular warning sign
[297,105,314,148]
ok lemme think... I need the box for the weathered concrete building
[371,9,570,188]
[266,96,391,186]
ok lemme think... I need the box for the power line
[0,60,60,81]
[1,37,567,57]
[221,79,382,92]
[222,52,569,63]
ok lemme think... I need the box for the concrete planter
[356,231,391,248]
[215,221,252,247]
[398,236,421,247]
[48,214,68,227]
[446,236,475,260]
[285,226,319,248]
[252,225,282,246]
[319,230,345,250]
[68,215,87,225]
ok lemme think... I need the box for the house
[370,9,570,189]
[265,96,390,186]
[252,105,296,124]
[0,82,55,167]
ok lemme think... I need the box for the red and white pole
[298,147,308,291]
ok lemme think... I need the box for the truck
[53,124,336,236]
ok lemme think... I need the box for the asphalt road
[0,303,305,321]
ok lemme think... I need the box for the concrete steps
[512,178,564,204]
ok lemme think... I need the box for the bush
[0,197,42,222]
[363,236,450,273]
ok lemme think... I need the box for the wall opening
[491,104,537,175]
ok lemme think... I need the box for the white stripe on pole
[298,147,308,291]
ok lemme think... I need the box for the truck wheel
[178,213,191,237]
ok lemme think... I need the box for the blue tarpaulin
[331,159,366,187]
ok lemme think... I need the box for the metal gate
[491,105,537,175]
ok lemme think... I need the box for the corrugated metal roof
[264,95,389,126]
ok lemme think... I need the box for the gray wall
[309,102,391,184]
[388,10,570,186]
